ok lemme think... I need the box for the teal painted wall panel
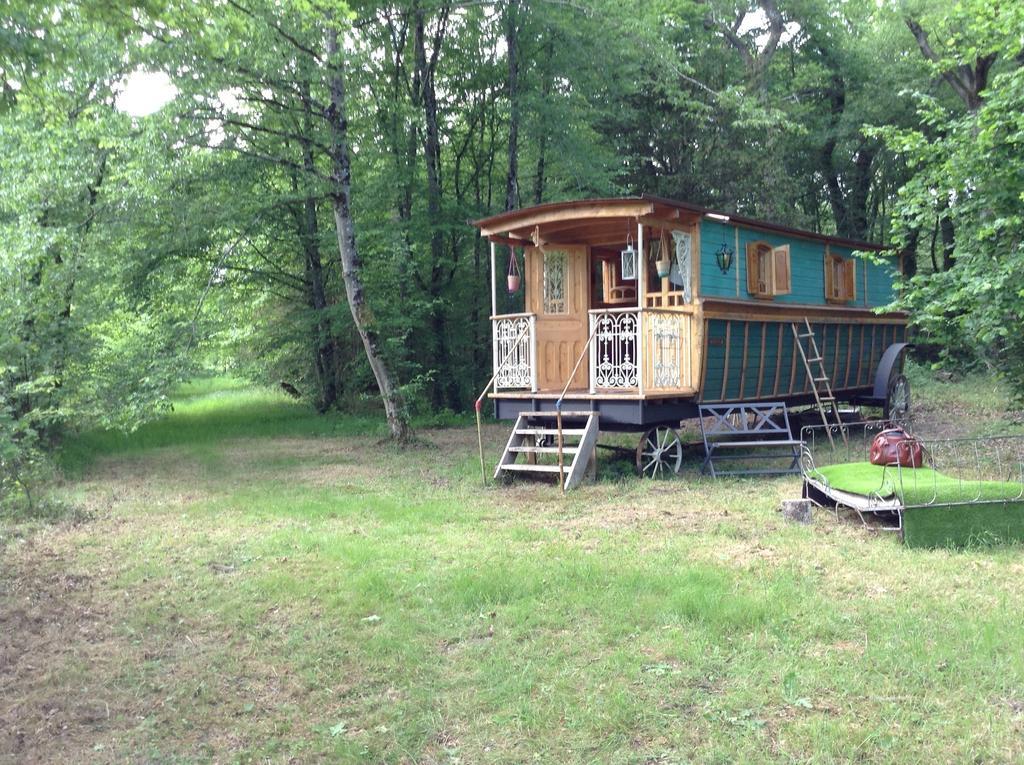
[741,322,764,399]
[701,318,904,403]
[865,257,898,306]
[700,221,741,299]
[698,220,899,309]
[725,323,746,400]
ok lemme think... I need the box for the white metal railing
[491,308,692,396]
[589,308,640,392]
[491,313,536,391]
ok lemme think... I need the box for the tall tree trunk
[819,72,875,240]
[940,212,956,271]
[900,228,920,280]
[845,145,876,240]
[533,40,553,206]
[325,26,410,442]
[295,80,339,412]
[504,0,520,211]
[413,3,460,410]
[292,171,337,412]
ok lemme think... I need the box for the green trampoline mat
[812,462,1024,549]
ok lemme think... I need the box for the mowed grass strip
[3,376,1024,763]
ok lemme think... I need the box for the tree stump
[781,498,813,524]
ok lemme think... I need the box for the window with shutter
[746,242,772,298]
[824,250,856,303]
[745,241,791,298]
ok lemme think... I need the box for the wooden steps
[501,463,566,474]
[514,427,587,436]
[508,445,581,455]
[494,411,599,490]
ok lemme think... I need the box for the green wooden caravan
[472,196,909,482]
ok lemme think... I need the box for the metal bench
[698,402,802,478]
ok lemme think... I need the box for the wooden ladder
[791,318,847,448]
[494,411,600,491]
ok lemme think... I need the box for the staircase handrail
[553,309,625,492]
[555,310,617,410]
[474,321,533,485]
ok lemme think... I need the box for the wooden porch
[490,305,701,400]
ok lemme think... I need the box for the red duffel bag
[869,428,924,468]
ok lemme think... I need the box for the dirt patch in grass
[0,534,132,763]
[0,511,366,763]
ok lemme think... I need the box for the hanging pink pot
[507,274,521,294]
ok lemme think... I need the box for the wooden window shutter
[772,245,791,295]
[843,258,856,301]
[746,242,760,295]
[825,250,849,303]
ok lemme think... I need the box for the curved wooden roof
[472,195,889,252]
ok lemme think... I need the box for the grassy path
[3,376,1024,763]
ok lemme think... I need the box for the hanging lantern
[655,230,672,279]
[715,242,734,274]
[620,234,637,281]
[506,247,522,294]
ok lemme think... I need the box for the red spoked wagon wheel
[635,426,683,478]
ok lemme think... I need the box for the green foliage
[0,373,50,513]
[876,8,1024,396]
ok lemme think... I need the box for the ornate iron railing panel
[492,314,535,390]
[590,309,639,389]
[646,310,691,390]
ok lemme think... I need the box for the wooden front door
[527,245,590,391]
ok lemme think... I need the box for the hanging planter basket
[655,229,672,279]
[507,248,522,294]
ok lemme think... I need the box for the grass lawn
[4,370,1024,763]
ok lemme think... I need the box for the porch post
[489,241,497,317]
[490,241,498,392]
[637,221,645,308]
[636,221,645,397]
[588,311,596,395]
[529,314,538,392]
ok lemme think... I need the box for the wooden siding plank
[756,322,767,398]
[788,325,799,395]
[699,298,905,324]
[698,319,709,400]
[720,321,732,401]
[832,323,841,385]
[844,325,853,389]
[734,226,740,297]
[868,324,878,381]
[737,322,750,401]
[770,321,778,395]
[856,324,866,386]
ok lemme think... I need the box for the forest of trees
[1,1,1023,499]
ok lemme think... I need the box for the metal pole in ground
[557,404,565,493]
[475,400,486,486]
